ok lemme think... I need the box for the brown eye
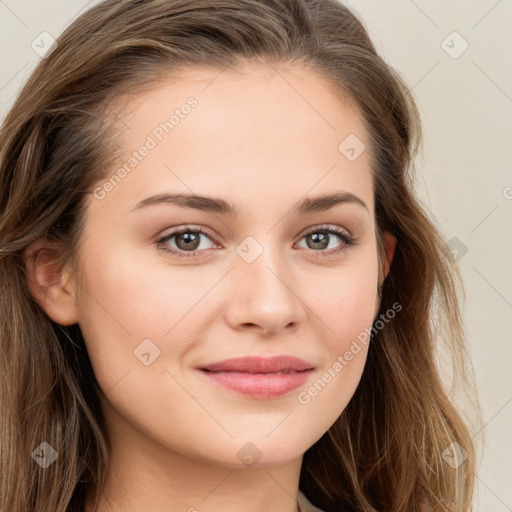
[175,231,201,251]
[157,227,216,258]
[305,231,330,250]
[296,225,357,258]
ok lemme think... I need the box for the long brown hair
[0,1,482,510]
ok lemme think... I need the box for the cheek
[298,247,378,405]
[74,240,220,405]
[77,242,185,334]
[294,267,378,433]
[308,252,380,346]
[74,245,170,387]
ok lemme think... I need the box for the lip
[198,355,314,373]
[197,356,314,399]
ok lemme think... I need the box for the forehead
[111,60,369,152]
[93,61,374,217]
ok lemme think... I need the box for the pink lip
[198,356,314,399]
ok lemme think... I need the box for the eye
[156,224,357,259]
[156,226,217,258]
[295,225,357,258]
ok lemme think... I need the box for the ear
[23,238,80,326]
[374,230,397,317]
[381,230,396,281]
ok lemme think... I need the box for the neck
[85,398,304,512]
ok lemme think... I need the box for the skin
[24,61,396,512]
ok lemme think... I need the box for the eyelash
[156,225,358,259]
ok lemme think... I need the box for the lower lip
[199,369,313,398]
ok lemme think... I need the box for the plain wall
[0,1,510,510]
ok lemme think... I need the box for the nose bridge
[238,231,291,294]
[227,231,305,332]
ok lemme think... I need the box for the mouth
[199,369,313,398]
[198,355,314,374]
[197,355,314,399]
[201,369,308,374]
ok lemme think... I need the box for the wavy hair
[0,0,482,510]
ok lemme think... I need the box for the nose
[223,240,307,336]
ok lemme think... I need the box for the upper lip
[199,355,314,373]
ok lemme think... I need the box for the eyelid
[157,224,217,242]
[298,223,352,238]
[156,224,219,251]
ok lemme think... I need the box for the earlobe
[23,238,79,326]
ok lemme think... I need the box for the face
[33,61,394,470]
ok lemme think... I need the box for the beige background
[1,1,510,510]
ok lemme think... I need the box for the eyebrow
[130,191,370,216]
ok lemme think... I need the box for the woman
[0,0,481,510]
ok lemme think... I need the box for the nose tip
[226,247,306,335]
